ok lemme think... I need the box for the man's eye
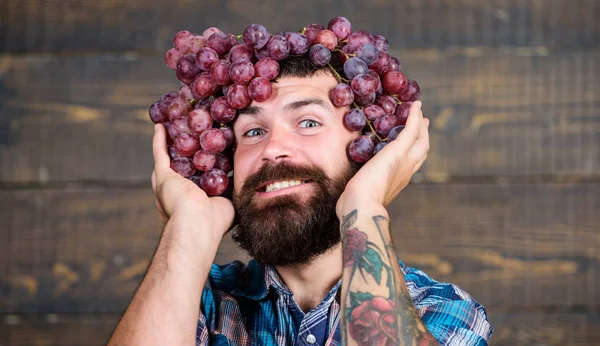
[243,128,265,137]
[299,119,321,128]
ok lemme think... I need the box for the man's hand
[151,123,234,235]
[336,101,430,217]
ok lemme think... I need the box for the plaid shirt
[197,260,493,345]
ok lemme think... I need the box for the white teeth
[265,180,304,192]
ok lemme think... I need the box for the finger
[409,115,430,162]
[412,153,428,174]
[151,170,157,196]
[393,101,423,154]
[152,124,171,174]
[155,199,168,224]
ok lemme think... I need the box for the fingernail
[417,101,422,109]
[154,124,158,132]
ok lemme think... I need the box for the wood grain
[1,49,598,183]
[1,0,598,53]
[1,310,599,346]
[0,183,597,313]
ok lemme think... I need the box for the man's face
[231,72,360,266]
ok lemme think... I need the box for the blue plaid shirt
[197,260,493,345]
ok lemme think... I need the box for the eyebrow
[237,98,334,117]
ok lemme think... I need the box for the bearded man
[107,54,493,346]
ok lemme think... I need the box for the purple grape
[200,128,227,154]
[373,141,387,155]
[304,23,325,45]
[161,91,178,103]
[193,149,216,171]
[166,48,184,70]
[383,71,408,95]
[351,73,379,96]
[209,60,232,85]
[383,56,401,74]
[194,98,212,111]
[255,58,280,80]
[376,95,397,114]
[309,44,331,67]
[207,32,234,55]
[220,127,235,148]
[229,59,255,84]
[285,32,309,55]
[266,35,290,61]
[248,77,273,102]
[174,132,200,157]
[357,44,379,66]
[315,30,338,50]
[202,27,223,40]
[168,145,180,159]
[176,54,202,84]
[187,108,213,135]
[353,92,376,106]
[170,157,196,178]
[243,24,270,50]
[167,99,191,121]
[347,30,374,47]
[328,16,352,40]
[373,35,389,53]
[210,97,237,123]
[191,73,219,99]
[348,135,375,163]
[330,83,354,107]
[214,153,233,172]
[343,57,369,80]
[170,117,192,137]
[195,48,219,71]
[363,104,385,121]
[370,51,391,75]
[255,46,271,60]
[399,80,420,102]
[395,102,412,125]
[226,84,252,109]
[343,108,367,131]
[388,125,405,141]
[229,44,255,63]
[189,174,202,187]
[374,114,399,136]
[149,101,169,124]
[189,35,207,54]
[200,169,228,196]
[173,30,194,52]
[178,84,195,102]
[227,33,239,47]
[365,130,381,144]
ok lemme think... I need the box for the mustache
[240,161,329,193]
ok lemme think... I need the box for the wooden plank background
[1,0,598,345]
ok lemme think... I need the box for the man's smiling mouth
[259,180,312,192]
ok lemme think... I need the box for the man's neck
[274,243,342,313]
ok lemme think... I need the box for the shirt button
[306,334,316,344]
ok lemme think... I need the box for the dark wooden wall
[1,1,599,345]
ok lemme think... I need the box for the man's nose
[261,125,297,164]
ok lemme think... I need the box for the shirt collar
[231,259,343,302]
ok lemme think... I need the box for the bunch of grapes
[149,17,420,197]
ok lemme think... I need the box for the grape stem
[391,95,404,105]
[366,119,384,142]
[327,63,349,83]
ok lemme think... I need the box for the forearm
[107,214,222,346]
[339,206,438,346]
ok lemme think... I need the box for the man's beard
[232,160,359,266]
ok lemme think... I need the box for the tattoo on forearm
[341,210,438,346]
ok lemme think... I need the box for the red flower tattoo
[343,228,368,267]
[349,297,397,346]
